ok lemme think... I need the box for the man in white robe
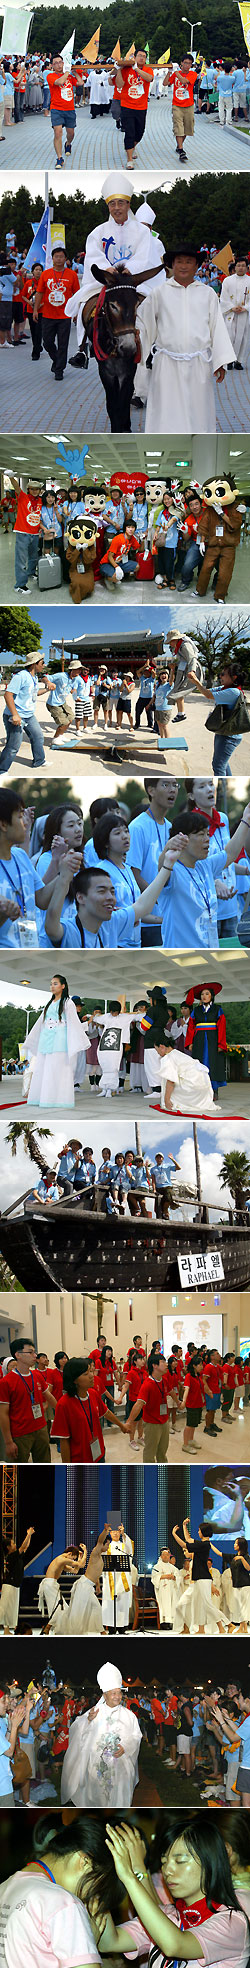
[136,245,235,432]
[220,258,250,368]
[151,1549,179,1625]
[61,1660,141,1806]
[65,170,166,351]
[102,1526,134,1629]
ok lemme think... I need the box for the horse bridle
[92,281,140,361]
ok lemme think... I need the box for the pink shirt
[0,1871,101,1968]
[120,1900,250,1968]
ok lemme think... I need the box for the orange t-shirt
[119,63,153,110]
[36,267,79,319]
[169,67,196,106]
[101,532,128,564]
[47,69,75,114]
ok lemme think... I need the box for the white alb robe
[38,1577,68,1632]
[102,1535,133,1628]
[61,1696,141,1806]
[151,1558,179,1625]
[220,273,250,364]
[66,1575,103,1633]
[136,277,235,431]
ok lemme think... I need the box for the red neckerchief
[175,1897,219,1928]
[194,803,222,836]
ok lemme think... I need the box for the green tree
[219,1151,250,1212]
[0,608,42,657]
[6,1122,53,1174]
[29,0,247,61]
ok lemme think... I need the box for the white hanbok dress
[61,1696,141,1806]
[25,998,84,1109]
[220,273,250,364]
[151,1558,179,1626]
[0,1582,20,1630]
[102,1536,133,1629]
[178,1565,226,1633]
[136,277,235,431]
[149,1045,217,1114]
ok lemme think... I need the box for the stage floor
[1,1075,249,1121]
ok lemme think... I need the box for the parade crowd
[1,1666,250,1808]
[1,48,250,168]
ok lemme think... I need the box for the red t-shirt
[169,67,196,106]
[45,1366,63,1400]
[171,1358,184,1384]
[151,1697,165,1726]
[184,1372,203,1408]
[20,276,38,315]
[204,1364,221,1396]
[119,63,153,110]
[164,1693,178,1724]
[234,1365,244,1386]
[139,1374,169,1424]
[14,490,42,535]
[244,1362,250,1382]
[126,1366,144,1403]
[0,1367,47,1436]
[99,1363,115,1394]
[47,70,75,115]
[222,1363,236,1388]
[51,1387,106,1462]
[36,267,79,319]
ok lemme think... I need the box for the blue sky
[15,603,172,664]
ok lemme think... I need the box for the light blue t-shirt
[0,270,16,300]
[132,499,148,533]
[128,808,171,921]
[155,682,171,715]
[8,670,39,716]
[232,68,246,90]
[0,850,43,948]
[0,1717,12,1797]
[57,1150,76,1178]
[39,1704,56,1737]
[151,1158,174,1187]
[218,71,233,95]
[47,671,72,707]
[70,676,91,701]
[63,499,86,520]
[59,900,141,948]
[137,674,155,699]
[41,506,62,537]
[238,1715,250,1764]
[103,498,124,529]
[98,1159,117,1182]
[160,848,228,949]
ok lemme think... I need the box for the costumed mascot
[196,474,246,601]
[184,982,227,1096]
[65,515,100,603]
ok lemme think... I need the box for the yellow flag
[213,240,233,273]
[81,26,100,59]
[125,43,136,57]
[238,1,250,52]
[112,39,121,58]
[158,46,171,64]
[51,222,66,249]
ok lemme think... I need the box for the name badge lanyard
[14,1369,41,1414]
[0,854,27,915]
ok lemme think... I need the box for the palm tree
[6,1122,52,1174]
[219,1150,250,1214]
[2,1122,54,1219]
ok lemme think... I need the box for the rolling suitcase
[38,536,62,590]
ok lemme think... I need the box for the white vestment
[136,277,235,431]
[61,1697,141,1806]
[220,273,250,363]
[102,1536,133,1628]
[88,68,102,104]
[0,1582,20,1629]
[151,1558,179,1625]
[66,1575,103,1634]
[148,1045,217,1114]
[65,215,166,342]
[38,1578,68,1631]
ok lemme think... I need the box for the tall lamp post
[182,15,201,54]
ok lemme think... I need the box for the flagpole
[45,172,49,208]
